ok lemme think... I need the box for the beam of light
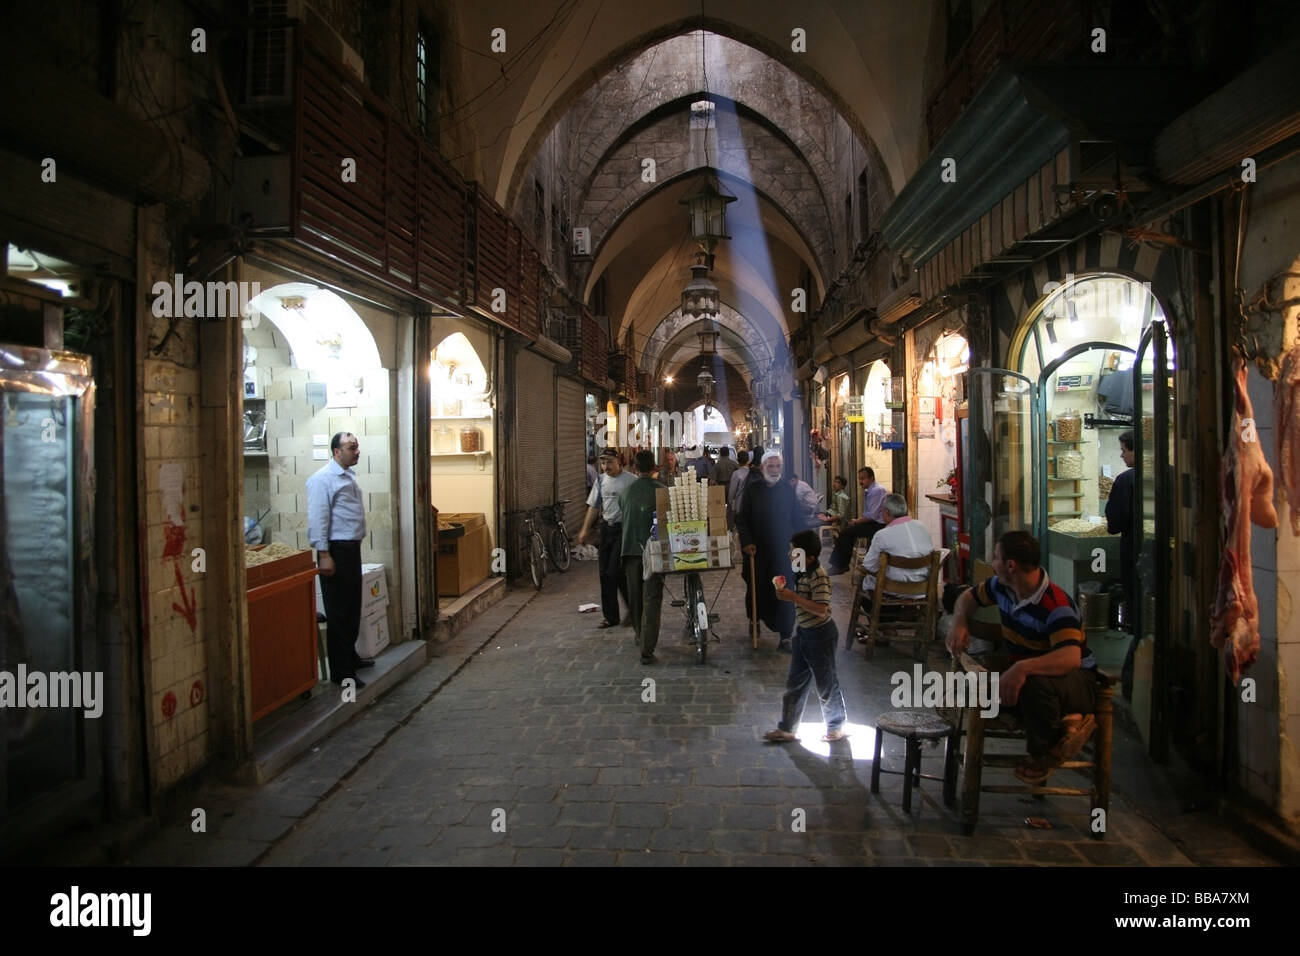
[774,720,877,759]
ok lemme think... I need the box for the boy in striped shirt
[764,529,849,743]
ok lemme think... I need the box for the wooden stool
[871,711,960,813]
[957,654,1115,837]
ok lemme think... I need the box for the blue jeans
[778,618,847,734]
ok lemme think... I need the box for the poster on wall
[916,396,936,438]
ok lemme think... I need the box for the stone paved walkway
[123,559,1280,867]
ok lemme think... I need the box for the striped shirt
[794,565,833,629]
[973,571,1095,668]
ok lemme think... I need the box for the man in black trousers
[577,447,635,628]
[306,432,375,688]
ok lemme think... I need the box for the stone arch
[641,302,773,383]
[497,15,913,210]
[576,97,836,271]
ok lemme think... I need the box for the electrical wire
[437,0,582,129]
[444,0,600,164]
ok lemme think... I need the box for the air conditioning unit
[245,0,365,104]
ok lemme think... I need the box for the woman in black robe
[737,451,797,649]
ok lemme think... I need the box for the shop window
[416,22,440,143]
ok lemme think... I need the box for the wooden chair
[857,551,942,659]
[844,540,872,647]
[955,652,1115,838]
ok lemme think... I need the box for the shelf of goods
[246,545,319,720]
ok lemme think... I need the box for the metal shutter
[515,348,555,510]
[555,375,586,530]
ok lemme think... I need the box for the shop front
[966,272,1179,752]
[908,325,968,579]
[240,266,403,718]
[429,322,497,599]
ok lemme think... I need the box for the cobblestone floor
[123,559,1280,867]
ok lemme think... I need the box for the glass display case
[1,345,98,827]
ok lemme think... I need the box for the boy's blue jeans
[778,618,846,734]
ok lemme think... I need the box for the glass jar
[459,425,483,453]
[433,424,455,454]
[1055,409,1081,442]
[1056,449,1083,479]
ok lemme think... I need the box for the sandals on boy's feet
[763,729,797,742]
[596,620,617,629]
[821,730,848,742]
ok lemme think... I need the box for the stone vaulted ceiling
[447,0,938,396]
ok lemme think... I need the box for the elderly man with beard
[737,450,798,651]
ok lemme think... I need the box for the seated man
[825,466,888,574]
[861,493,934,598]
[945,530,1100,784]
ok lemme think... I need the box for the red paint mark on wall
[162,523,187,559]
[162,691,177,719]
[189,680,204,707]
[171,562,197,632]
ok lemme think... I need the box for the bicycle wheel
[687,573,708,664]
[550,526,571,572]
[529,533,545,589]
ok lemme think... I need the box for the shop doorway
[966,274,1177,757]
[429,329,497,598]
[240,283,390,721]
[914,334,967,574]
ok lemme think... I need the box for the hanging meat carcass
[1210,359,1278,685]
[1274,343,1300,534]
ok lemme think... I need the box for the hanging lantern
[697,326,720,355]
[678,172,736,253]
[681,251,720,319]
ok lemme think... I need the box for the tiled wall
[242,321,396,590]
[141,356,209,789]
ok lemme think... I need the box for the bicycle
[657,555,728,664]
[542,500,572,573]
[509,508,547,590]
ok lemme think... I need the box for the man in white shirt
[306,431,372,687]
[577,447,636,628]
[862,493,934,597]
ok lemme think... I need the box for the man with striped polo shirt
[945,530,1100,783]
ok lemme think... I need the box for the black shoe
[355,659,375,669]
[826,563,847,576]
[640,655,657,664]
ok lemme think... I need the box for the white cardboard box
[357,604,391,658]
[316,563,389,617]
[362,563,389,614]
